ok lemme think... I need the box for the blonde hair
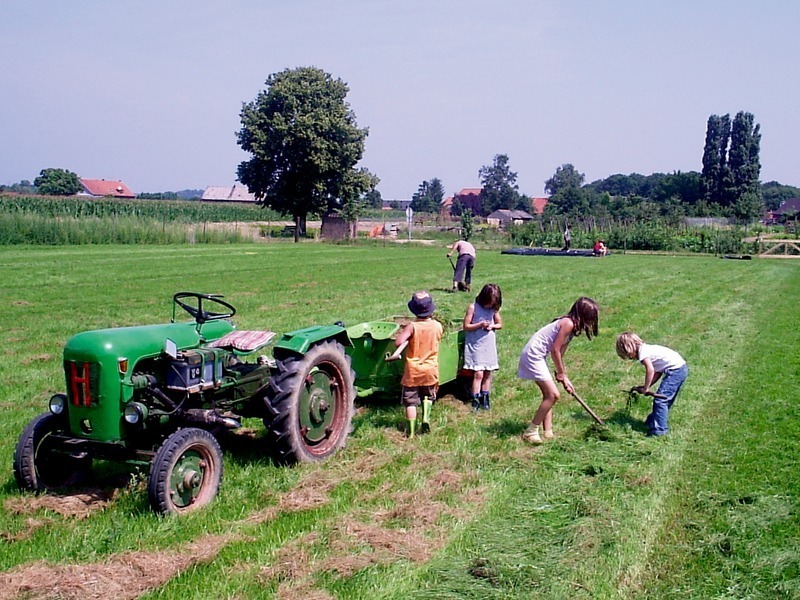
[616,332,643,359]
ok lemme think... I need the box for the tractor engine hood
[62,319,234,443]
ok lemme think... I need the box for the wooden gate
[758,239,800,258]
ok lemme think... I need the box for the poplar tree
[700,114,730,207]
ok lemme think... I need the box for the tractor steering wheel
[173,292,236,324]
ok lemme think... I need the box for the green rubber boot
[407,418,417,438]
[421,398,433,433]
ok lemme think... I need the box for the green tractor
[13,292,464,515]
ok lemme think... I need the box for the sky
[1,1,798,199]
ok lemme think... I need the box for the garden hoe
[624,387,667,412]
[569,389,605,425]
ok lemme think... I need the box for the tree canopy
[33,168,81,196]
[700,111,762,221]
[236,66,374,241]
[479,154,523,215]
[410,178,444,213]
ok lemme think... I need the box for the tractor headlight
[123,402,149,425]
[48,393,67,415]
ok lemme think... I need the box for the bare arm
[637,357,656,392]
[462,303,486,332]
[490,310,503,331]
[447,241,458,257]
[551,317,575,393]
[395,322,414,347]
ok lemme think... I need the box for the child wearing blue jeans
[616,332,688,436]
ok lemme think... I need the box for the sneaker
[521,427,543,445]
[543,429,555,439]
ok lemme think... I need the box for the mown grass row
[0,244,798,599]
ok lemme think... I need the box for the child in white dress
[517,297,599,444]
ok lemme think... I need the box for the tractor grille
[65,361,100,407]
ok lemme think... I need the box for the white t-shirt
[638,343,685,373]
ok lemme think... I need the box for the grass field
[0,243,798,599]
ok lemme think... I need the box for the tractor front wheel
[13,413,92,492]
[264,341,356,464]
[147,428,223,515]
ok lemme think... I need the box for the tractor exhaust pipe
[185,409,241,429]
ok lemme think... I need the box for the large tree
[410,178,444,213]
[701,111,761,221]
[236,67,373,241]
[34,168,81,196]
[545,163,585,197]
[700,114,731,207]
[543,164,589,217]
[479,154,521,215]
[726,111,762,215]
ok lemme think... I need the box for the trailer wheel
[13,413,91,492]
[264,341,355,464]
[148,428,223,515]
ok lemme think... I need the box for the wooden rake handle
[569,390,605,425]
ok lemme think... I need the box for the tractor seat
[207,330,276,353]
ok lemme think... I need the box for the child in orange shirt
[394,291,444,437]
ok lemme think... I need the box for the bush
[508,219,746,254]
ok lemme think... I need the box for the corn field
[0,195,280,245]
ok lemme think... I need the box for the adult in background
[561,222,571,252]
[447,238,476,292]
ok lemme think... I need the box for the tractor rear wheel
[264,341,355,464]
[13,413,91,492]
[148,428,223,515]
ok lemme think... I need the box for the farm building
[486,209,535,228]
[764,198,800,223]
[202,185,257,203]
[79,178,135,198]
[381,198,412,211]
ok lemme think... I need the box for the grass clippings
[0,534,236,600]
[4,489,115,520]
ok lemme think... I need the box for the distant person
[462,283,503,411]
[447,238,476,292]
[616,332,688,437]
[593,239,608,256]
[395,291,443,437]
[517,297,599,444]
[561,223,571,251]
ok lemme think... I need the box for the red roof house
[531,197,548,215]
[79,178,135,198]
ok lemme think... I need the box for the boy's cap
[408,291,435,317]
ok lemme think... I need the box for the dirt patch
[0,534,236,600]
[5,489,116,520]
[22,353,52,365]
[261,459,484,597]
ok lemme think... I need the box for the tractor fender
[273,324,352,358]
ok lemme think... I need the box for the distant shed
[486,209,534,228]
[202,185,257,203]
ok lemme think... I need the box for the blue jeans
[645,364,688,436]
[454,254,475,286]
